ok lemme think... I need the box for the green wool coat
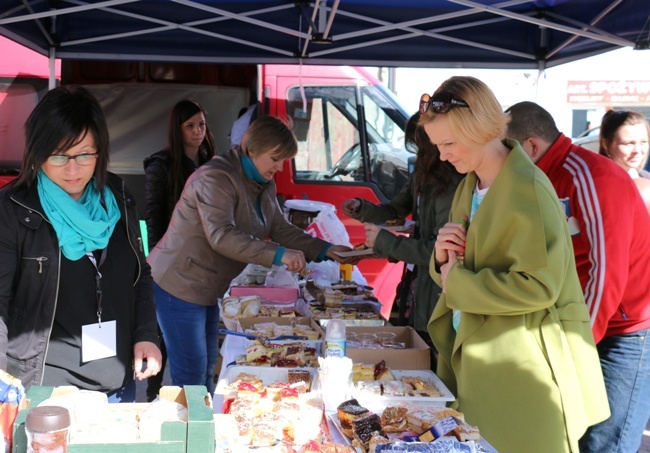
[428,140,610,453]
[352,171,460,331]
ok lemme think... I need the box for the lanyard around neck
[86,249,107,326]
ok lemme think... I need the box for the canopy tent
[1,0,649,70]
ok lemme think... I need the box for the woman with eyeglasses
[420,76,609,453]
[598,109,650,214]
[0,86,161,399]
[342,112,462,346]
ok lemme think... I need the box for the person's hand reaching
[281,248,307,274]
[363,223,381,248]
[342,199,361,217]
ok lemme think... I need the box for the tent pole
[48,50,56,90]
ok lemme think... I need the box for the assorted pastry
[302,281,382,323]
[311,306,381,322]
[383,218,406,227]
[235,338,319,367]
[353,243,371,252]
[351,361,442,398]
[224,370,313,395]
[352,360,395,382]
[243,321,321,340]
[222,376,328,448]
[222,295,263,319]
[323,287,345,308]
[335,399,480,453]
[222,295,302,321]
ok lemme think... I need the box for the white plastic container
[325,319,346,357]
[352,369,455,407]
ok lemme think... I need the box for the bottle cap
[26,406,71,432]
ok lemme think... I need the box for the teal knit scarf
[37,170,120,261]
[241,154,270,184]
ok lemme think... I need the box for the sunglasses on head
[419,92,469,115]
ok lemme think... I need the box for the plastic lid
[25,406,71,432]
[284,199,333,213]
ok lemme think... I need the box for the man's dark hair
[505,101,560,144]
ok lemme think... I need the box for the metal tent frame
[1,0,648,70]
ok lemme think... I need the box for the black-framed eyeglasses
[47,153,98,167]
[419,92,470,115]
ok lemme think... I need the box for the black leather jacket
[0,173,159,389]
[143,149,202,250]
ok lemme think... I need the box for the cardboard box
[346,326,431,370]
[237,316,325,339]
[229,285,299,303]
[12,385,213,453]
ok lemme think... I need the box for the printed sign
[567,80,650,104]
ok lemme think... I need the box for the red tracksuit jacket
[537,134,650,343]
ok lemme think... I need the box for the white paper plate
[380,219,416,233]
[335,248,375,257]
[284,199,333,213]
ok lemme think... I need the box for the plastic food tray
[220,298,312,331]
[242,338,323,355]
[327,411,498,452]
[316,301,386,327]
[319,318,386,328]
[214,365,319,396]
[352,369,455,407]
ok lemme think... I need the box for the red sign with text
[567,80,650,104]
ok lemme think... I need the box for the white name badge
[81,320,117,363]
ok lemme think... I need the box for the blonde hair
[241,115,297,160]
[420,76,509,148]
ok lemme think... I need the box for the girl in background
[598,109,650,214]
[143,99,216,401]
[342,112,462,345]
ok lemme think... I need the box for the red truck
[0,38,412,316]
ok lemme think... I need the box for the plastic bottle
[325,319,347,358]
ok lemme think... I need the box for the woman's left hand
[133,341,162,380]
[364,223,381,248]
